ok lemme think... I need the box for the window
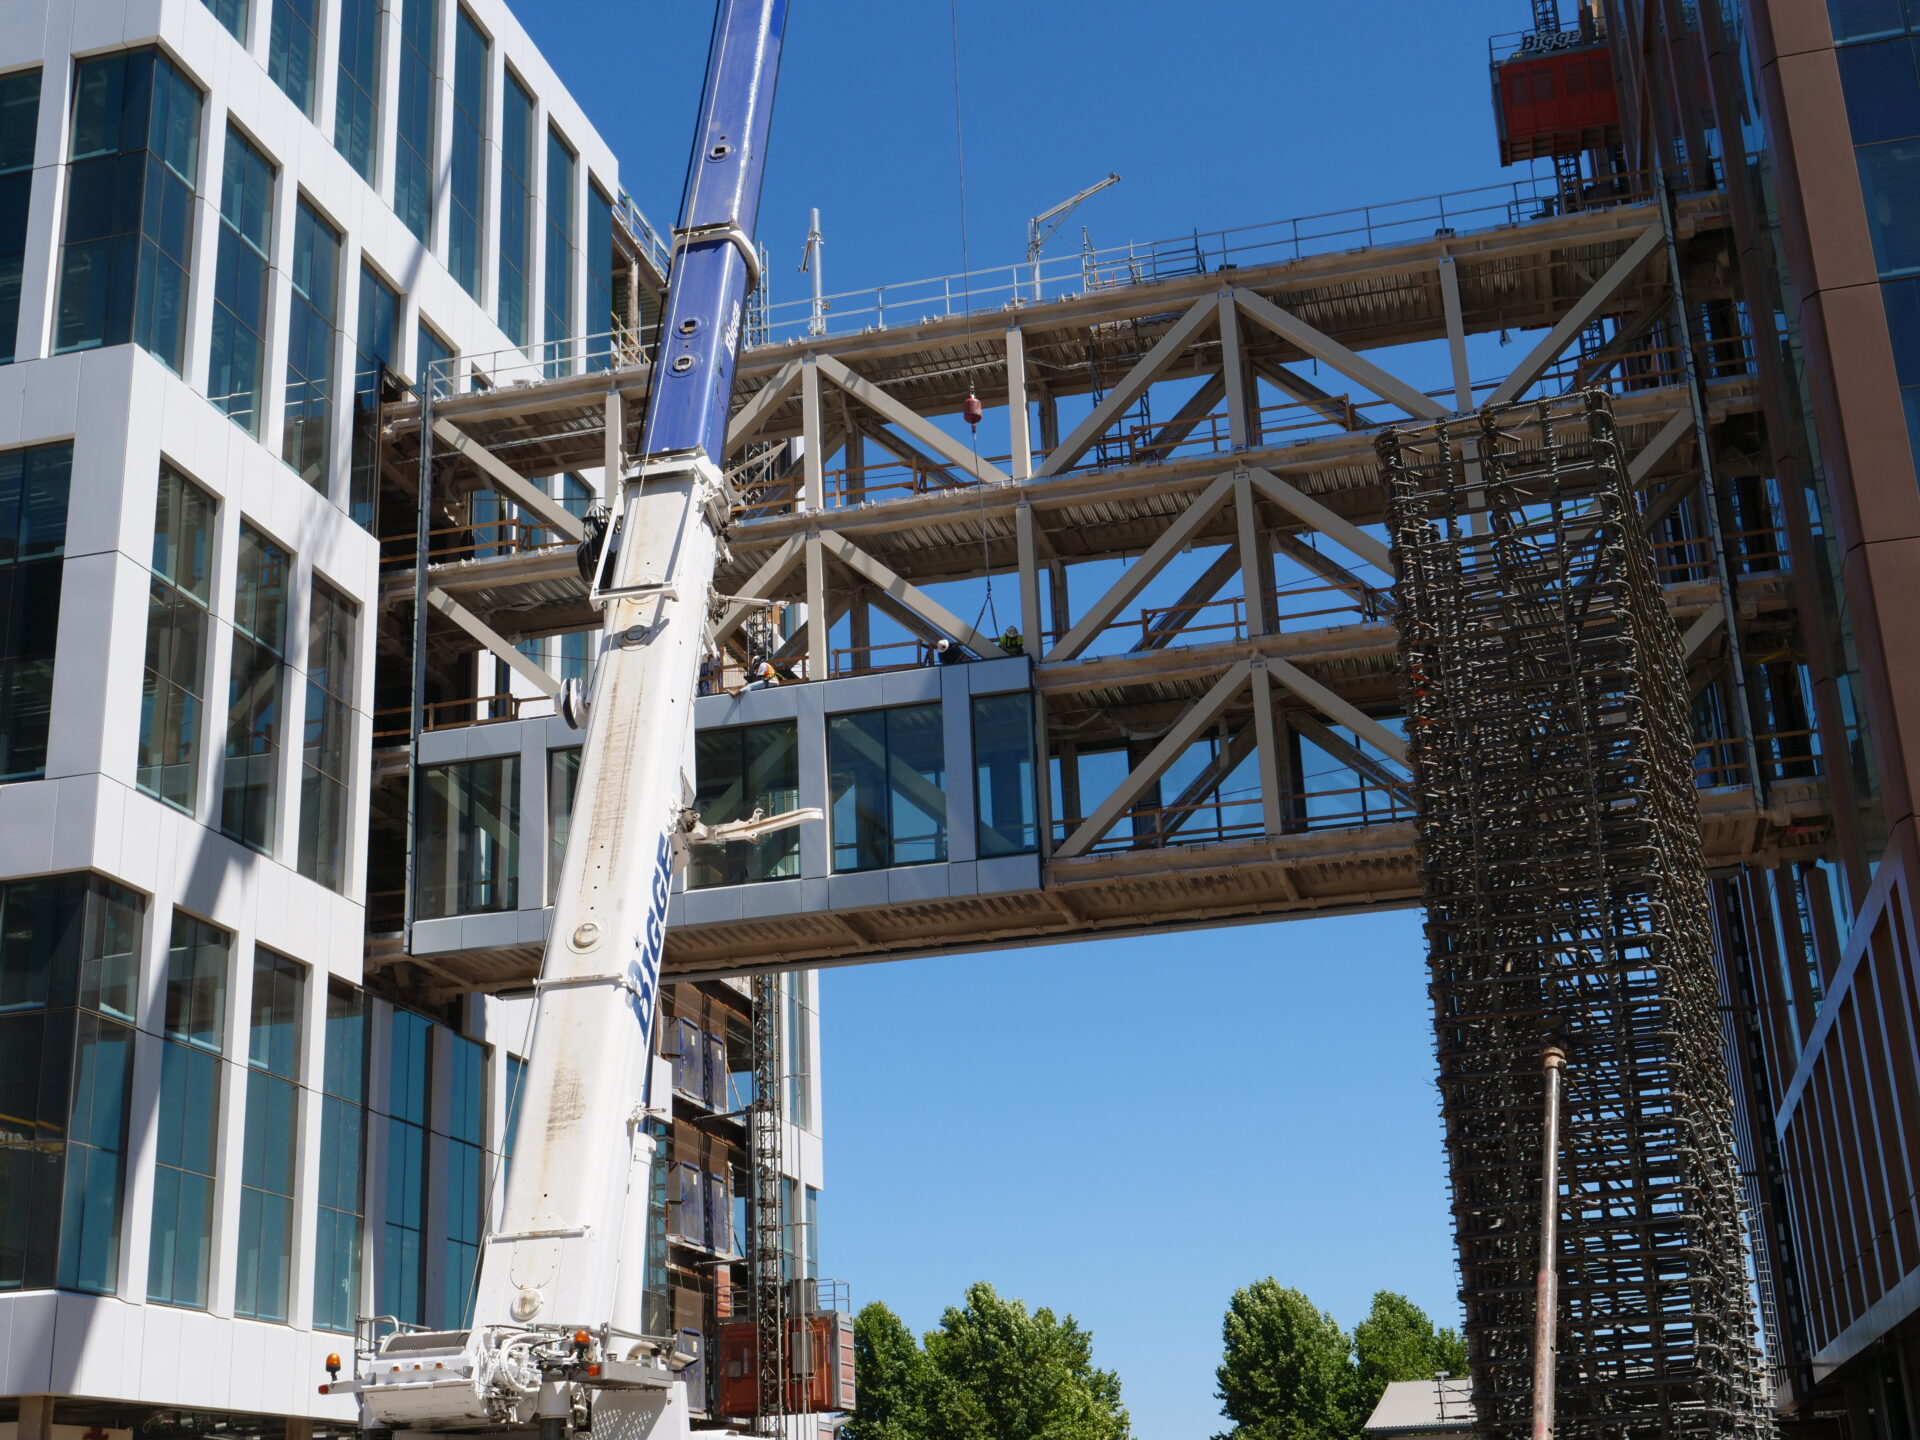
[548,746,580,901]
[1828,0,1912,43]
[0,442,73,782]
[545,132,577,376]
[150,914,229,1309]
[0,69,42,365]
[449,8,487,298]
[418,320,455,399]
[1839,38,1920,145]
[201,0,248,39]
[209,127,274,434]
[221,524,290,851]
[268,0,319,116]
[285,197,339,492]
[380,1007,430,1326]
[0,875,142,1296]
[416,755,520,918]
[395,0,437,245]
[138,463,214,810]
[690,722,801,888]
[828,704,946,870]
[804,1185,819,1279]
[586,183,615,371]
[785,973,813,1130]
[972,693,1037,856]
[442,1034,484,1325]
[779,1175,796,1282]
[503,1053,527,1190]
[705,1171,730,1254]
[498,74,534,348]
[1883,276,1920,482]
[55,50,202,372]
[300,580,356,890]
[236,948,302,1321]
[334,0,380,180]
[351,265,400,529]
[1858,139,1920,277]
[314,980,365,1332]
[671,1160,705,1246]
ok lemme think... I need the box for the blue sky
[510,2,1544,1434]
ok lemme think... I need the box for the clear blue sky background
[510,3,1544,1435]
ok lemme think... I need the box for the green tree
[919,1282,1131,1440]
[1214,1280,1357,1440]
[1350,1292,1469,1426]
[846,1302,931,1440]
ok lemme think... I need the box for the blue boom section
[640,0,790,463]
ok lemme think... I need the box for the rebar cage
[1379,393,1771,1440]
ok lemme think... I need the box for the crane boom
[331,3,791,1434]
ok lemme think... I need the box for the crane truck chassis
[322,2,796,1434]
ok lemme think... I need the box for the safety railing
[1692,730,1824,789]
[372,692,532,741]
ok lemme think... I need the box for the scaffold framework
[1381,394,1771,1440]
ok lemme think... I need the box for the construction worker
[996,625,1024,656]
[742,657,780,692]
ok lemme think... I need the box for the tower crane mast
[324,2,794,1435]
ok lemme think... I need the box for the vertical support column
[17,1397,53,1440]
[1219,294,1251,448]
[1007,325,1032,480]
[1016,502,1043,653]
[806,534,828,681]
[1038,388,1060,456]
[1250,662,1284,837]
[801,359,825,513]
[603,388,624,490]
[1234,470,1267,636]
[1438,256,1473,412]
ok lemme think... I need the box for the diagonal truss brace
[426,587,561,697]
[432,419,585,542]
[816,528,997,656]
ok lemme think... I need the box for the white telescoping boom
[326,2,793,1434]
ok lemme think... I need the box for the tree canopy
[844,1284,1130,1440]
[1214,1283,1466,1440]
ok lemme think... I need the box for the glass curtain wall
[0,874,142,1295]
[55,50,202,372]
[498,74,534,348]
[0,443,73,782]
[380,1007,431,1326]
[299,580,356,889]
[138,463,214,810]
[201,0,248,40]
[419,322,454,398]
[972,693,1038,855]
[149,915,229,1309]
[442,1035,485,1326]
[235,948,303,1321]
[548,746,580,901]
[449,8,487,299]
[267,0,319,116]
[285,198,340,493]
[209,127,274,434]
[0,69,41,365]
[314,980,365,1331]
[544,133,576,376]
[416,756,520,917]
[690,722,800,888]
[334,0,380,180]
[221,525,291,851]
[351,266,399,529]
[586,183,615,370]
[395,0,438,245]
[828,703,947,869]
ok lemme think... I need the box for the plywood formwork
[1382,393,1771,1440]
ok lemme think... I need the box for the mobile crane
[322,1,795,1433]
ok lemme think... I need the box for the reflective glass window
[209,127,274,434]
[268,0,319,117]
[442,1034,484,1325]
[138,463,214,810]
[418,320,455,398]
[498,74,534,348]
[0,69,43,365]
[504,1053,527,1187]
[235,948,302,1321]
[314,980,364,1331]
[395,0,437,245]
[690,722,800,888]
[972,692,1037,856]
[586,183,615,371]
[828,704,947,870]
[0,875,142,1296]
[784,974,813,1130]
[416,755,520,917]
[351,266,400,529]
[201,0,248,40]
[547,746,580,902]
[1827,0,1913,43]
[149,914,229,1309]
[0,443,73,781]
[55,50,202,372]
[299,580,356,890]
[1858,137,1920,276]
[334,0,380,180]
[379,1007,431,1325]
[448,9,487,298]
[1839,38,1920,144]
[285,197,339,492]
[544,131,576,376]
[221,525,290,852]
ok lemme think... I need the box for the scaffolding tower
[749,973,788,1434]
[1380,394,1771,1440]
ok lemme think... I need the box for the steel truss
[1381,393,1771,1440]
